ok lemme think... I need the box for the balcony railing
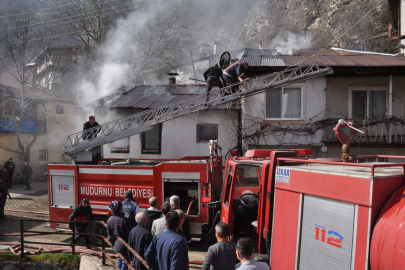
[324,118,405,144]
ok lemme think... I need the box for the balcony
[0,119,46,134]
[324,118,405,145]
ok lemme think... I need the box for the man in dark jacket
[107,200,132,270]
[82,115,100,140]
[145,197,161,231]
[122,190,139,229]
[0,177,12,222]
[69,198,93,248]
[170,195,191,243]
[145,211,189,270]
[202,222,237,270]
[0,166,8,189]
[223,62,249,93]
[4,158,15,189]
[203,64,224,102]
[22,162,33,190]
[128,212,153,270]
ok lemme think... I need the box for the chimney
[213,43,217,55]
[388,24,392,38]
[259,41,262,50]
[167,72,179,85]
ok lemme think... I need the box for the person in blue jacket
[122,190,140,228]
[145,211,189,270]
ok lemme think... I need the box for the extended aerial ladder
[63,65,333,160]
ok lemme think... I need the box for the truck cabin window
[232,164,261,241]
[235,165,261,189]
[223,166,234,210]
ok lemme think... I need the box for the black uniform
[4,161,15,188]
[203,66,224,102]
[0,170,8,188]
[82,121,100,139]
[107,213,132,263]
[0,181,8,221]
[22,164,33,190]
[69,204,94,245]
[145,209,162,231]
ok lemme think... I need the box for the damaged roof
[89,84,238,110]
[241,47,405,67]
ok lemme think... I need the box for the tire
[87,215,108,246]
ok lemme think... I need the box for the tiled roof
[90,84,238,110]
[240,48,405,67]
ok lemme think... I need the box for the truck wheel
[87,215,108,246]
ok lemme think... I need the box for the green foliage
[0,253,80,267]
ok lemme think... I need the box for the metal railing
[63,65,333,156]
[324,118,405,144]
[18,219,151,270]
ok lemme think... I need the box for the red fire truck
[50,120,405,269]
[214,120,405,269]
[48,153,222,244]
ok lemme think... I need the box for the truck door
[220,165,235,230]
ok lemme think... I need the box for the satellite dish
[219,51,231,69]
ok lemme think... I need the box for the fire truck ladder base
[64,65,333,157]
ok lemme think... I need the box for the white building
[90,84,239,160]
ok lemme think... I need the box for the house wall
[95,108,238,161]
[241,76,327,150]
[325,76,405,118]
[0,100,91,179]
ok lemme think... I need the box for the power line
[0,0,249,46]
[0,0,133,21]
[0,2,135,33]
[0,0,247,32]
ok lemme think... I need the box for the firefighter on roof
[223,62,249,94]
[69,198,93,248]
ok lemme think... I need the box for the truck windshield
[235,165,261,188]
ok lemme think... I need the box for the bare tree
[45,0,143,49]
[0,12,68,162]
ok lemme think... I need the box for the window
[55,105,64,115]
[141,123,162,154]
[5,99,21,117]
[196,124,218,142]
[266,86,304,119]
[235,165,261,188]
[111,138,130,153]
[74,107,82,116]
[223,166,234,210]
[350,89,386,119]
[39,150,48,160]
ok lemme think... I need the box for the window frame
[55,105,64,115]
[141,123,162,154]
[196,123,219,143]
[39,150,48,160]
[265,83,305,120]
[348,87,387,119]
[110,137,130,153]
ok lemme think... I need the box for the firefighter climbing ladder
[63,65,333,157]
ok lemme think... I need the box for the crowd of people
[69,192,270,270]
